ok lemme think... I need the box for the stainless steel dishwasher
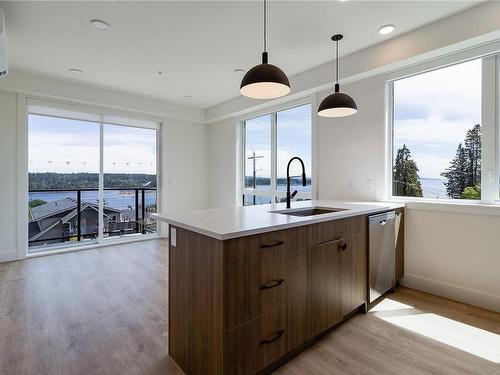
[369,211,396,303]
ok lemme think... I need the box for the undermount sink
[271,206,347,217]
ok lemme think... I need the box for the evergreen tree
[441,143,468,198]
[441,124,481,199]
[464,124,481,187]
[393,144,423,197]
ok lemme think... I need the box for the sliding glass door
[27,101,160,253]
[103,123,158,239]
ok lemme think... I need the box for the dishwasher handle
[369,211,396,225]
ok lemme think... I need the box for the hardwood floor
[276,287,500,375]
[0,240,183,375]
[1,240,499,375]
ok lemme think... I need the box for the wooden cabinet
[168,209,402,375]
[225,254,288,330]
[308,239,344,336]
[307,216,367,336]
[338,215,367,315]
[224,245,309,374]
[225,307,288,375]
[224,227,307,269]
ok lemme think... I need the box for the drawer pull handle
[260,240,285,249]
[340,243,348,251]
[260,329,285,345]
[260,279,285,290]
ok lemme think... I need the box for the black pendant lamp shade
[318,34,357,117]
[240,0,290,99]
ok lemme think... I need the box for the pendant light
[318,34,358,117]
[240,0,290,99]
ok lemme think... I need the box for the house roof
[30,197,122,222]
[29,199,124,241]
[31,197,78,221]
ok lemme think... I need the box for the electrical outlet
[170,227,177,247]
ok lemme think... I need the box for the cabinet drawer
[308,215,366,246]
[224,226,307,269]
[225,307,288,375]
[225,249,310,331]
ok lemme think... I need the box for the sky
[28,114,157,174]
[244,103,312,188]
[393,58,481,179]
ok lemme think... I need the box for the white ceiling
[0,1,479,109]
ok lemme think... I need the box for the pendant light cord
[335,39,339,85]
[263,0,267,52]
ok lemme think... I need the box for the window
[27,100,160,252]
[241,103,312,205]
[390,59,482,200]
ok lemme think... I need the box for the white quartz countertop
[152,200,404,240]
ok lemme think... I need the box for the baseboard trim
[401,273,500,313]
[0,250,18,263]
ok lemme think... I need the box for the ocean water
[29,190,157,211]
[420,178,448,199]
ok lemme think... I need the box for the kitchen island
[153,200,404,375]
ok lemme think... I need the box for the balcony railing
[28,188,157,248]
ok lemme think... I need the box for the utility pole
[247,150,263,205]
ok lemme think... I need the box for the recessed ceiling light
[233,69,246,78]
[184,95,193,100]
[378,24,395,35]
[90,19,110,30]
[69,68,84,74]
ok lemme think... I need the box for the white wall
[0,91,19,262]
[316,76,386,202]
[0,74,208,262]
[404,208,500,312]
[207,118,238,208]
[163,118,208,211]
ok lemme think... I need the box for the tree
[464,124,481,187]
[441,124,481,199]
[441,143,468,198]
[29,199,47,208]
[393,144,423,197]
[461,186,481,200]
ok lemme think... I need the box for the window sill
[385,197,500,216]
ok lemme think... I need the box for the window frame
[238,98,316,206]
[385,47,500,205]
[20,96,163,258]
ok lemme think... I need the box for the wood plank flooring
[276,287,500,375]
[0,240,183,375]
[1,240,499,375]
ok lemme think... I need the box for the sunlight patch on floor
[371,298,500,363]
[369,298,415,312]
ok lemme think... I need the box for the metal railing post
[135,188,139,233]
[141,188,146,234]
[77,190,81,242]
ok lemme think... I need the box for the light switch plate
[170,227,177,247]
